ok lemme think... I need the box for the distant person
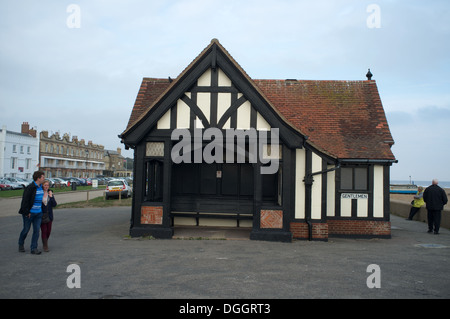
[407,186,425,220]
[40,180,57,252]
[18,171,45,254]
[423,179,448,234]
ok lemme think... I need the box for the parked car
[2,178,22,189]
[95,177,109,185]
[47,178,60,188]
[60,177,80,186]
[53,178,69,187]
[24,178,33,185]
[7,177,31,188]
[71,178,82,186]
[74,178,86,186]
[105,179,132,199]
[0,179,12,191]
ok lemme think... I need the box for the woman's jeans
[18,212,43,250]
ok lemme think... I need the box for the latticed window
[146,142,164,157]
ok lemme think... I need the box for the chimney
[21,122,30,134]
[117,147,121,155]
[29,127,37,138]
[21,122,37,137]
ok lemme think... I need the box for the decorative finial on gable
[366,68,373,80]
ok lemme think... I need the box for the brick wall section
[290,222,328,239]
[290,220,391,239]
[328,220,391,237]
[141,206,163,225]
[260,210,283,229]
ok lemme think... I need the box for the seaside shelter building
[119,39,397,242]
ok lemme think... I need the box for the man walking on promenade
[18,171,45,254]
[423,179,448,234]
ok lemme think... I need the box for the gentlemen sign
[341,193,368,199]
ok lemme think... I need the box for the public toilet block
[119,39,396,242]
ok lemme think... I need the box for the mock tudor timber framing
[122,41,303,149]
[120,39,396,242]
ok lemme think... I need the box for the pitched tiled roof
[122,39,395,161]
[125,78,172,132]
[253,79,395,160]
[123,77,395,161]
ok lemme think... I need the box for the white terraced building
[0,122,39,179]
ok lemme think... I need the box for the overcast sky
[1,0,449,181]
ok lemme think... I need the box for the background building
[39,131,105,178]
[0,122,39,179]
[103,147,133,177]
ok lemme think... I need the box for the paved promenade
[0,194,449,300]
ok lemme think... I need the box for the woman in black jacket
[40,180,57,252]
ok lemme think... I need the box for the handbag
[41,205,50,223]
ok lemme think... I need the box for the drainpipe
[303,161,341,241]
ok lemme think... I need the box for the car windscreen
[108,181,124,186]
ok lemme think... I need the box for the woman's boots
[42,237,49,252]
